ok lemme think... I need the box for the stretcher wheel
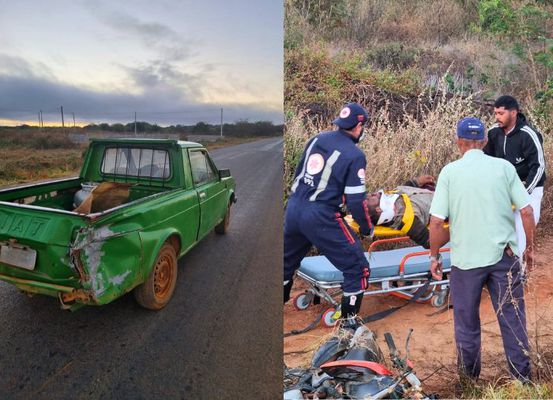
[431,291,447,308]
[321,308,339,328]
[293,292,312,311]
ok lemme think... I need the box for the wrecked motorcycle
[284,325,435,399]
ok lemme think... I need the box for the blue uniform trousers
[284,198,369,294]
[450,251,530,381]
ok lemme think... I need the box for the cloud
[0,54,56,81]
[0,0,284,126]
[0,2,283,126]
[82,4,208,104]
[0,66,282,125]
[85,3,193,62]
[121,60,205,99]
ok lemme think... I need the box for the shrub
[285,44,422,118]
[365,43,422,70]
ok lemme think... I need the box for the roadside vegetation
[0,123,281,186]
[285,0,552,397]
[0,130,84,186]
[81,119,283,137]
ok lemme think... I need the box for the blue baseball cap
[333,103,368,129]
[457,117,485,140]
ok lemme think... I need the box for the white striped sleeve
[291,137,318,193]
[344,185,366,194]
[521,126,545,193]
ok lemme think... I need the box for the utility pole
[38,112,41,129]
[220,107,223,138]
[134,111,137,136]
[60,106,65,134]
[72,112,76,128]
[40,110,43,129]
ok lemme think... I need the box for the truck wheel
[215,203,231,235]
[134,243,178,310]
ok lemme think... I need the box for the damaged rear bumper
[0,273,102,311]
[0,272,75,298]
[0,273,99,310]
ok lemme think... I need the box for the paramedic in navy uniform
[283,103,374,324]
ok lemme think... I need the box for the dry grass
[475,381,553,399]
[0,148,85,186]
[358,90,481,191]
[0,131,268,187]
[284,81,553,221]
[428,360,553,399]
[286,0,474,47]
[285,82,480,192]
[285,43,422,119]
[0,129,85,186]
[347,0,471,45]
[286,0,551,100]
[0,129,75,149]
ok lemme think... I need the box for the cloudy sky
[0,0,283,126]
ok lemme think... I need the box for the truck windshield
[101,147,170,179]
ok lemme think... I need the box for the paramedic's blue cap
[333,103,368,129]
[456,117,485,140]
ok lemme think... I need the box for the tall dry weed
[285,80,552,224]
[333,0,471,46]
[0,129,75,149]
[284,83,484,196]
[359,90,483,191]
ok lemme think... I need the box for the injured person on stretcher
[364,175,436,248]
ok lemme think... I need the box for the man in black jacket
[483,95,545,258]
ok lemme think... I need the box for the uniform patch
[306,153,325,175]
[340,107,351,118]
[357,168,365,179]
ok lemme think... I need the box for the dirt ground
[284,234,553,398]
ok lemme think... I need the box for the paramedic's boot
[338,294,363,331]
[284,279,293,303]
[338,316,360,333]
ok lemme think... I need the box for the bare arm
[404,175,435,188]
[429,216,450,280]
[520,205,536,272]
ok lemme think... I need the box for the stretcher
[293,236,451,328]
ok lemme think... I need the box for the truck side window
[189,150,216,186]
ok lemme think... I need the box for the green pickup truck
[0,138,236,310]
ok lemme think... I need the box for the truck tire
[134,242,178,310]
[215,203,231,235]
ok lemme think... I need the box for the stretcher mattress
[299,246,451,282]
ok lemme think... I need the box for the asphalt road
[0,137,283,399]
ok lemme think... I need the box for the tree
[192,121,211,133]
